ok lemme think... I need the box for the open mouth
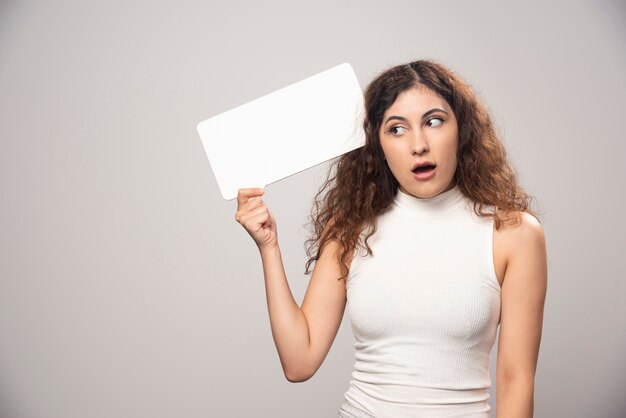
[412,164,436,173]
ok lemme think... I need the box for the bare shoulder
[493,210,546,285]
[496,210,545,246]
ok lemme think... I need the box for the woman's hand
[235,188,278,251]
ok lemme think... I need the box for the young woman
[235,59,547,418]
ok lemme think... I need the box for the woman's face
[379,85,459,199]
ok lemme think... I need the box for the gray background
[1,0,624,417]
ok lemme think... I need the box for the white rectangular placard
[197,62,365,200]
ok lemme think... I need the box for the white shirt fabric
[338,185,501,418]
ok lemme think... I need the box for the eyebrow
[384,108,449,125]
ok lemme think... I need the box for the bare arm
[235,188,348,382]
[495,212,548,418]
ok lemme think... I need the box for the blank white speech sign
[197,62,365,200]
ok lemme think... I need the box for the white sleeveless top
[338,185,501,418]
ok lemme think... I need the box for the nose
[411,131,429,155]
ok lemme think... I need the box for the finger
[236,198,264,221]
[237,187,265,205]
[235,198,262,223]
[235,197,263,222]
[247,210,271,232]
[239,205,269,227]
[246,196,264,210]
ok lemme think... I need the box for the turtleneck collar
[392,184,466,218]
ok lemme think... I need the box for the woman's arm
[235,188,348,382]
[495,212,548,418]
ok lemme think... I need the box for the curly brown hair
[303,59,540,281]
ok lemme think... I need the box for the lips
[411,161,436,173]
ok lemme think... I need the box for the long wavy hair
[304,59,540,281]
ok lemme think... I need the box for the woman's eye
[426,117,444,127]
[389,126,407,135]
